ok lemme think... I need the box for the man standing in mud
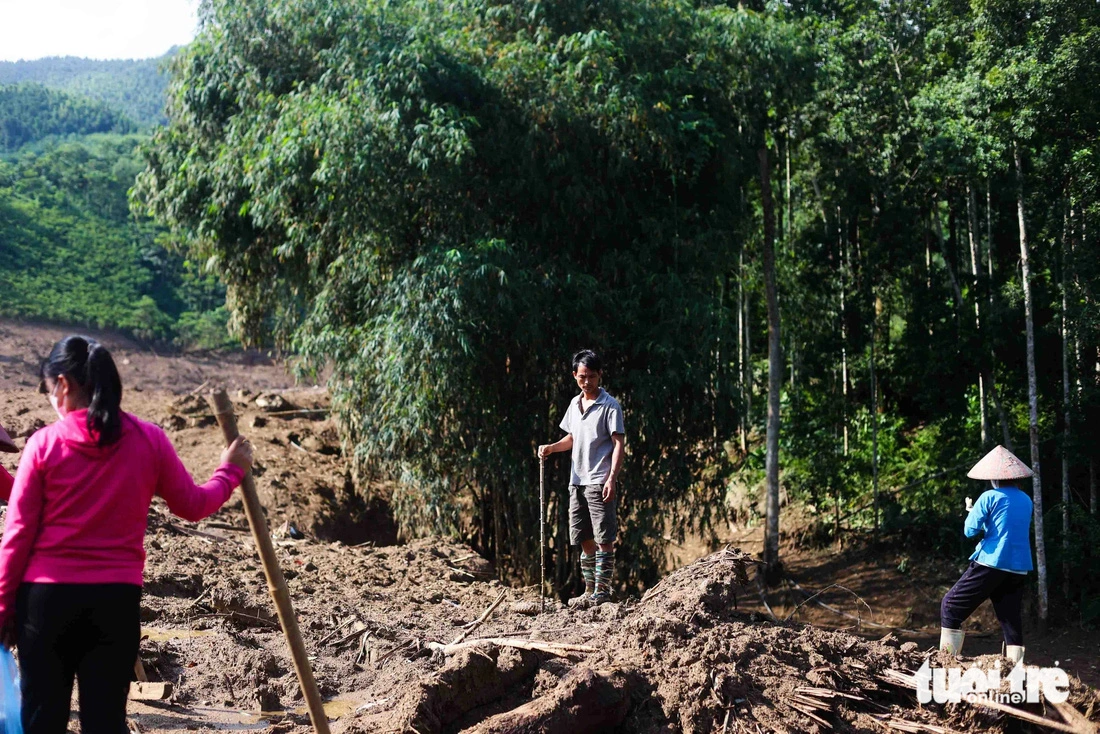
[538,350,625,607]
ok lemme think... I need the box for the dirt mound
[346,548,1099,734]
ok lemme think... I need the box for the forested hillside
[137,0,1100,625]
[0,135,229,345]
[0,54,171,128]
[0,84,135,151]
[0,46,233,347]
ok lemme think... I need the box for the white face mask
[49,383,65,421]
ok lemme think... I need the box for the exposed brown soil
[1,320,1097,733]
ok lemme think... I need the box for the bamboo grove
[134,0,1100,624]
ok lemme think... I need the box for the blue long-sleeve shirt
[964,486,1033,573]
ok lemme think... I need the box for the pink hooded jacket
[0,409,244,625]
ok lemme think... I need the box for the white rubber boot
[1005,645,1025,664]
[939,627,965,656]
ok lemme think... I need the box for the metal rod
[209,390,331,734]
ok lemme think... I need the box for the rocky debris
[161,414,187,431]
[256,393,297,412]
[187,414,218,429]
[170,394,208,415]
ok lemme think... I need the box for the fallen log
[459,667,630,734]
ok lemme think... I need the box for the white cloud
[0,0,199,62]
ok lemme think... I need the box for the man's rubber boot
[939,627,964,656]
[1005,645,1025,664]
[567,593,595,609]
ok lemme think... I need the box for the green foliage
[0,135,227,346]
[0,54,173,128]
[136,0,817,586]
[135,0,1100,614]
[0,84,135,151]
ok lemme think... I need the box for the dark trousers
[16,583,141,734]
[940,561,1026,645]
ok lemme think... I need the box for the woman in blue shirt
[940,445,1034,663]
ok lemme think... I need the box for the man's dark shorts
[569,484,617,545]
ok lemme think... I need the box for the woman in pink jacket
[0,424,15,499]
[0,336,252,734]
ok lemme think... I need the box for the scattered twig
[784,582,873,624]
[332,623,370,647]
[186,590,211,610]
[787,700,832,729]
[786,577,929,634]
[430,638,596,658]
[319,615,361,646]
[202,522,250,533]
[467,627,572,641]
[374,638,416,664]
[450,553,479,563]
[189,611,279,629]
[755,576,778,622]
[165,523,232,544]
[452,591,507,645]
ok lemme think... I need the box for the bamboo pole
[209,390,331,734]
[539,457,546,614]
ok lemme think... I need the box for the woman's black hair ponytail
[42,336,123,447]
[85,341,122,446]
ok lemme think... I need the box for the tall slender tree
[1015,143,1048,630]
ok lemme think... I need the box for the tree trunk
[871,300,880,532]
[1015,143,1048,631]
[1091,459,1097,517]
[968,184,989,446]
[841,220,850,456]
[738,249,747,454]
[742,248,752,454]
[759,145,782,584]
[1061,212,1072,600]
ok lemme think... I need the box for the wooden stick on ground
[967,697,1091,734]
[452,591,507,645]
[539,457,546,615]
[430,638,596,657]
[209,390,331,734]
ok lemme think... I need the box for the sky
[0,0,199,62]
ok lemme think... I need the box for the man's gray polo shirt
[559,388,625,485]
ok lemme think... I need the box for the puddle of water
[292,695,363,719]
[140,627,218,642]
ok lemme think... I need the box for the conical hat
[967,445,1033,481]
[0,424,15,454]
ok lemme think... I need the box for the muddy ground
[0,320,1097,733]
